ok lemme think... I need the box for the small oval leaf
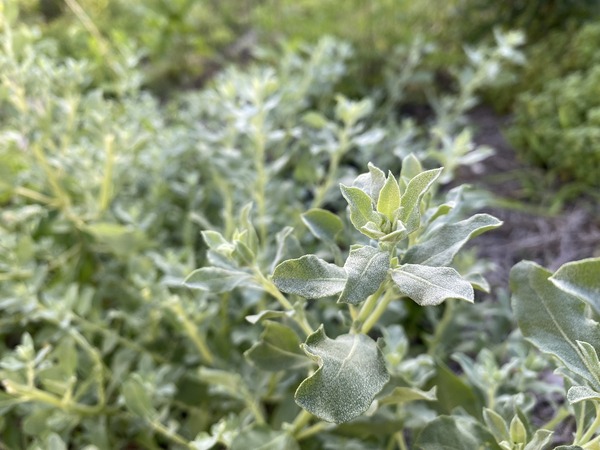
[391,264,474,306]
[272,255,347,299]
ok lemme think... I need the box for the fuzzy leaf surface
[272,255,346,299]
[376,172,401,220]
[550,257,600,315]
[567,385,600,404]
[399,168,442,233]
[511,261,600,388]
[184,267,254,293]
[295,326,389,423]
[338,246,389,305]
[340,184,379,233]
[403,213,502,266]
[391,264,474,306]
[244,321,309,371]
[301,208,344,242]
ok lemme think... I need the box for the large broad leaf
[550,257,600,315]
[184,267,255,293]
[511,261,600,388]
[295,326,389,423]
[414,415,502,450]
[272,255,347,299]
[244,321,310,371]
[403,214,502,266]
[338,246,389,305]
[398,168,442,233]
[301,208,344,243]
[391,264,474,306]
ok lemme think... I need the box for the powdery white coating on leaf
[391,264,474,306]
[295,326,389,423]
[403,213,502,266]
[338,246,389,305]
[272,255,347,299]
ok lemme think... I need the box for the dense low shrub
[508,65,600,192]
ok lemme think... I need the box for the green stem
[427,301,456,356]
[290,409,313,436]
[540,406,570,433]
[99,134,115,213]
[150,418,194,449]
[3,380,105,416]
[295,421,334,441]
[351,283,387,333]
[168,301,215,365]
[360,289,394,334]
[254,270,313,336]
[578,403,600,446]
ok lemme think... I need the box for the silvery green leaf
[340,184,380,233]
[338,246,389,305]
[399,168,442,233]
[122,374,154,419]
[523,429,553,450]
[295,326,389,423]
[376,172,401,220]
[403,214,502,266]
[230,425,300,450]
[301,208,343,242]
[391,264,474,306]
[270,226,303,273]
[511,261,600,388]
[202,230,234,256]
[184,267,254,293]
[550,257,600,315]
[367,162,387,202]
[353,128,385,147]
[379,386,437,405]
[509,414,527,444]
[360,221,386,239]
[567,385,600,404]
[576,341,600,386]
[302,111,330,129]
[414,415,502,450]
[483,408,510,443]
[399,153,423,189]
[244,321,310,371]
[272,255,347,299]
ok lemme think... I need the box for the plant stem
[168,301,215,365]
[253,270,313,335]
[578,403,600,446]
[150,418,194,449]
[427,301,456,356]
[361,290,394,334]
[351,283,387,333]
[541,406,570,433]
[295,421,334,441]
[290,409,313,436]
[99,134,115,213]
